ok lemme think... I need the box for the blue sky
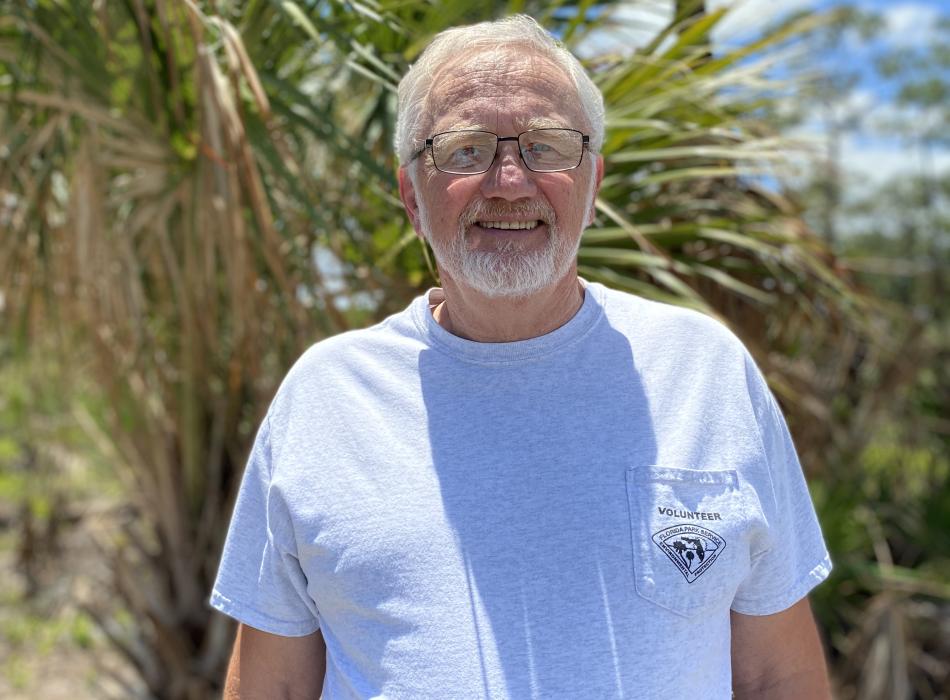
[583,0,949,201]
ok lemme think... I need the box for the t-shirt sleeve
[209,413,321,636]
[731,355,832,616]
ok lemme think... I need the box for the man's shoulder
[597,284,747,355]
[301,299,420,362]
[270,298,422,407]
[295,321,396,369]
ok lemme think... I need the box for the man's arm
[731,597,832,699]
[224,623,326,699]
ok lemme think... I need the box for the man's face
[398,48,604,298]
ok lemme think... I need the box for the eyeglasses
[409,128,590,175]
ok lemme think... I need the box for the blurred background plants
[0,0,946,697]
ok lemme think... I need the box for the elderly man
[211,15,833,699]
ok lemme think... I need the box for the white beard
[418,194,587,299]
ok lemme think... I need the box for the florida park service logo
[652,524,726,583]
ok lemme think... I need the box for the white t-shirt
[211,282,831,699]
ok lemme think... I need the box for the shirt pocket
[626,465,762,618]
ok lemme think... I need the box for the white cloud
[865,101,945,139]
[798,85,947,141]
[784,88,949,189]
[840,134,950,191]
[838,88,877,116]
[708,0,819,43]
[881,2,942,45]
[574,1,672,57]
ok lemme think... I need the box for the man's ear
[587,154,605,227]
[397,166,425,239]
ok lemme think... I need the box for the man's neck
[429,270,586,343]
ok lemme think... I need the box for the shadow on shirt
[414,318,656,698]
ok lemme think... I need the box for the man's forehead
[427,48,581,129]
[432,48,570,92]
[437,114,568,133]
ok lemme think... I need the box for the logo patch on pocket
[652,524,726,583]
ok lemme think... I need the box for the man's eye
[526,142,553,154]
[450,146,482,163]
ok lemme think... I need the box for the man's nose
[479,141,538,201]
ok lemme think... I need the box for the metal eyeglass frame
[408,128,590,174]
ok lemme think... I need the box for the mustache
[459,198,557,226]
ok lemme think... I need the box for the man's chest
[271,363,771,697]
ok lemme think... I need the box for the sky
[582,0,950,202]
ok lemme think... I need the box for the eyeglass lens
[430,129,584,174]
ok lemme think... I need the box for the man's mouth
[475,220,542,231]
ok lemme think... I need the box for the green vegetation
[784,11,950,695]
[0,1,946,697]
[0,607,102,690]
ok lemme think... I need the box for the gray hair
[394,14,605,166]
